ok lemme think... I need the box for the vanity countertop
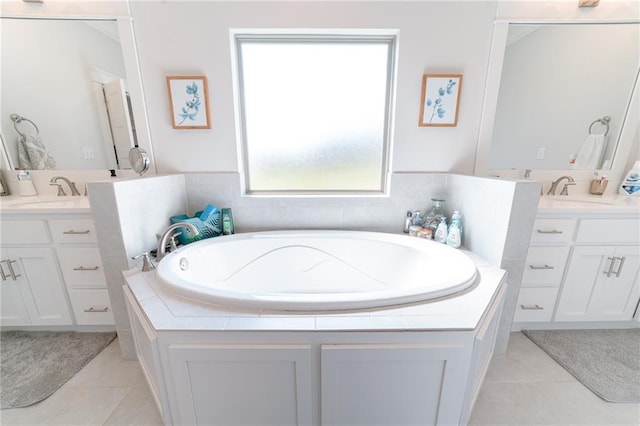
[537,194,640,214]
[0,195,91,213]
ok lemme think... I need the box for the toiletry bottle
[423,199,445,234]
[411,210,424,227]
[222,208,235,235]
[403,211,413,233]
[434,216,448,243]
[446,211,462,248]
[619,161,640,196]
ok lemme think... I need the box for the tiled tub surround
[123,249,507,425]
[88,172,540,358]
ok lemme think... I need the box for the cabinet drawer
[513,287,559,322]
[56,247,106,289]
[68,289,114,325]
[575,219,640,244]
[0,220,49,244]
[522,246,570,286]
[530,219,576,244]
[48,219,97,244]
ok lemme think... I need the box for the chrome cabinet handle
[6,260,21,280]
[613,256,626,278]
[529,264,554,270]
[0,260,9,281]
[63,230,90,235]
[537,229,562,234]
[520,304,544,310]
[73,266,99,271]
[84,307,109,313]
[603,257,615,278]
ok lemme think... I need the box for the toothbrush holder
[589,179,608,195]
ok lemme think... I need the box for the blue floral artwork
[178,82,201,125]
[167,76,211,129]
[419,74,462,127]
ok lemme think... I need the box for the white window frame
[231,29,398,196]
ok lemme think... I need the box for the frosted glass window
[235,34,395,194]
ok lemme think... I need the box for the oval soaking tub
[156,230,479,312]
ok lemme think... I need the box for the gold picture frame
[418,73,462,127]
[166,75,211,129]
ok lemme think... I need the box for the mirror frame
[474,19,640,182]
[0,13,155,174]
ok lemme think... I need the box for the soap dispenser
[434,216,448,243]
[446,211,462,248]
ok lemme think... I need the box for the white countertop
[537,194,640,214]
[124,249,506,332]
[0,195,91,213]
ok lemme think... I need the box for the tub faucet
[156,222,200,262]
[547,176,575,196]
[49,176,81,196]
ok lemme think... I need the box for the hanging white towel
[17,133,56,170]
[574,134,606,169]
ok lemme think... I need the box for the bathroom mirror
[0,17,149,171]
[482,22,639,172]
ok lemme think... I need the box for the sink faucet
[156,222,200,262]
[49,176,81,196]
[547,176,575,196]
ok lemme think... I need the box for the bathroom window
[233,31,397,195]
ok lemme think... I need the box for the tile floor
[1,332,638,425]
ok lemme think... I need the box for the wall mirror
[0,17,151,171]
[477,21,639,174]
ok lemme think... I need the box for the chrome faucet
[156,222,200,262]
[547,176,575,196]
[49,176,81,196]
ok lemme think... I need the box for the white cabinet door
[556,246,640,322]
[321,343,469,426]
[0,249,30,326]
[167,343,312,426]
[5,248,72,325]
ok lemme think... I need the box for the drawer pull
[73,266,100,271]
[63,230,90,235]
[520,304,544,310]
[536,229,563,234]
[84,306,109,313]
[529,264,554,270]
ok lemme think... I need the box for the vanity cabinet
[513,219,574,323]
[49,219,113,325]
[556,246,639,321]
[0,214,114,328]
[1,231,72,326]
[514,212,640,328]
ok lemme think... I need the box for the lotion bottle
[446,211,462,248]
[434,216,448,243]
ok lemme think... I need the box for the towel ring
[10,113,39,137]
[589,116,610,136]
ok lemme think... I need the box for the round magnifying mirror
[129,147,150,176]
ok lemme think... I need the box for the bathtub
[156,230,479,312]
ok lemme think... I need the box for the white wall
[130,1,496,174]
